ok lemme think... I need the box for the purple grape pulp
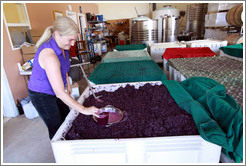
[65,83,199,140]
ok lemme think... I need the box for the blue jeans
[28,89,70,139]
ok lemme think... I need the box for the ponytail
[35,26,53,49]
[35,17,79,49]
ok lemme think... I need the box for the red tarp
[162,47,216,60]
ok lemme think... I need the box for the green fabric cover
[168,56,243,108]
[114,44,147,51]
[89,60,167,84]
[162,77,243,163]
[102,50,151,63]
[220,43,243,58]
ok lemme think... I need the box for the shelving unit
[87,21,106,63]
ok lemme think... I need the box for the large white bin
[51,81,221,164]
[181,39,227,55]
[149,42,186,63]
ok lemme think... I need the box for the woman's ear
[54,31,60,38]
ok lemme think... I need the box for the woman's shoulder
[41,47,55,54]
[40,37,62,56]
[39,48,60,68]
[39,48,57,59]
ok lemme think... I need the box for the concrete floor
[3,115,55,163]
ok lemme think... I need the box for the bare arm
[66,73,72,95]
[39,48,99,116]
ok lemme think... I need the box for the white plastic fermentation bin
[168,66,187,82]
[220,49,243,62]
[149,42,186,63]
[181,39,227,55]
[51,81,221,164]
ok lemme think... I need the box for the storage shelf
[88,27,103,30]
[87,19,106,56]
[87,21,105,24]
[19,70,32,75]
[89,37,106,40]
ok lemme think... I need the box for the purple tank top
[28,37,70,96]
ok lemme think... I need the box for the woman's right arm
[38,48,99,117]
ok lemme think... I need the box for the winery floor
[3,114,56,163]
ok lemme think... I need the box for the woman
[28,16,99,139]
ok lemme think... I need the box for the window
[3,3,32,49]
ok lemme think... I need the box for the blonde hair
[36,16,79,49]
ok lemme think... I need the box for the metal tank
[162,15,179,42]
[152,6,179,42]
[130,16,158,45]
[186,3,208,39]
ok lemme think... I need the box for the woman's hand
[79,106,100,117]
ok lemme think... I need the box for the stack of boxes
[20,45,36,63]
[29,29,43,44]
[20,29,42,69]
[204,3,240,40]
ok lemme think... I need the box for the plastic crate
[51,81,221,164]
[181,39,228,55]
[149,42,186,63]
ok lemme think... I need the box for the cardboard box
[205,12,228,27]
[21,45,36,62]
[31,37,40,44]
[208,3,241,12]
[30,29,43,44]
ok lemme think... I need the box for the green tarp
[220,43,243,58]
[102,50,151,63]
[162,77,243,163]
[89,60,167,84]
[114,44,147,51]
[168,56,243,108]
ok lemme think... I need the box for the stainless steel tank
[130,16,158,45]
[186,3,208,39]
[152,6,179,42]
[162,15,179,42]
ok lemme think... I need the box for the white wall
[2,68,19,117]
[97,3,150,20]
[97,2,192,29]
[156,3,193,11]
